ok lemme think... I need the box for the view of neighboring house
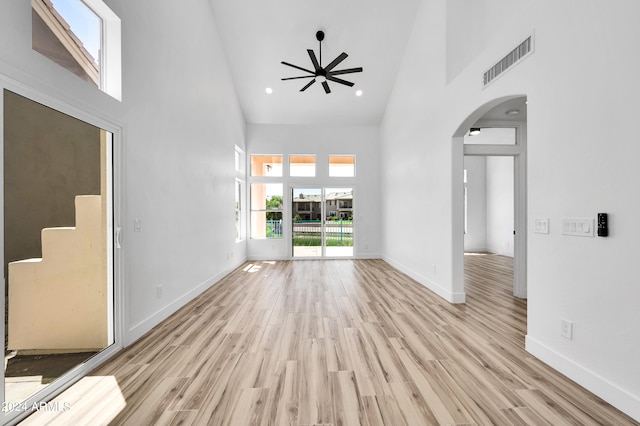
[292,191,353,221]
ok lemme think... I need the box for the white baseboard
[382,255,466,304]
[247,253,382,261]
[246,256,289,261]
[356,252,381,259]
[526,335,640,422]
[464,247,488,253]
[125,258,247,346]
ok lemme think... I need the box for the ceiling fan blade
[300,79,316,92]
[322,81,331,94]
[326,75,354,87]
[307,49,321,71]
[282,75,315,81]
[324,52,348,71]
[329,67,363,76]
[281,61,315,75]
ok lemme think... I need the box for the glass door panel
[291,187,354,258]
[292,188,322,257]
[325,188,353,257]
[3,90,114,410]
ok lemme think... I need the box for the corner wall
[381,0,640,420]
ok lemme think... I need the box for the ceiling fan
[281,30,363,94]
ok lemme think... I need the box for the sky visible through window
[52,0,101,61]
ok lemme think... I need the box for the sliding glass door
[292,187,353,258]
[292,188,322,257]
[324,188,353,257]
[2,89,117,423]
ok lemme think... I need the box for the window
[235,179,243,241]
[250,155,282,177]
[235,146,245,175]
[250,184,283,239]
[464,169,468,234]
[464,127,516,145]
[235,146,245,241]
[290,155,316,177]
[32,0,122,100]
[329,155,355,177]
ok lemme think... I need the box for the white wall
[246,124,381,260]
[0,0,247,346]
[382,0,640,420]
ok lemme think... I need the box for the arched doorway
[452,95,527,299]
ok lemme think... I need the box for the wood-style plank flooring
[21,256,638,425]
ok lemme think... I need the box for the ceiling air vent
[483,35,533,87]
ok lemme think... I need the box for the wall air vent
[483,35,533,87]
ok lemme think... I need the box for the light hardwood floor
[21,256,638,425]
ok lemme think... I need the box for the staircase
[8,195,108,353]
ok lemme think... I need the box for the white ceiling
[209,0,422,126]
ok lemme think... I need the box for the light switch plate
[535,218,549,234]
[561,218,594,237]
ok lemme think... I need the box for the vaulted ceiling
[209,0,422,125]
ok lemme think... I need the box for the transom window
[32,0,122,100]
[289,155,316,177]
[329,155,356,177]
[250,155,283,177]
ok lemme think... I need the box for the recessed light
[265,87,273,94]
[505,109,520,116]
[355,90,363,97]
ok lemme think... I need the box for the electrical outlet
[156,285,163,299]
[560,318,573,340]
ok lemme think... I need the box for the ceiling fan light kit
[281,30,363,94]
